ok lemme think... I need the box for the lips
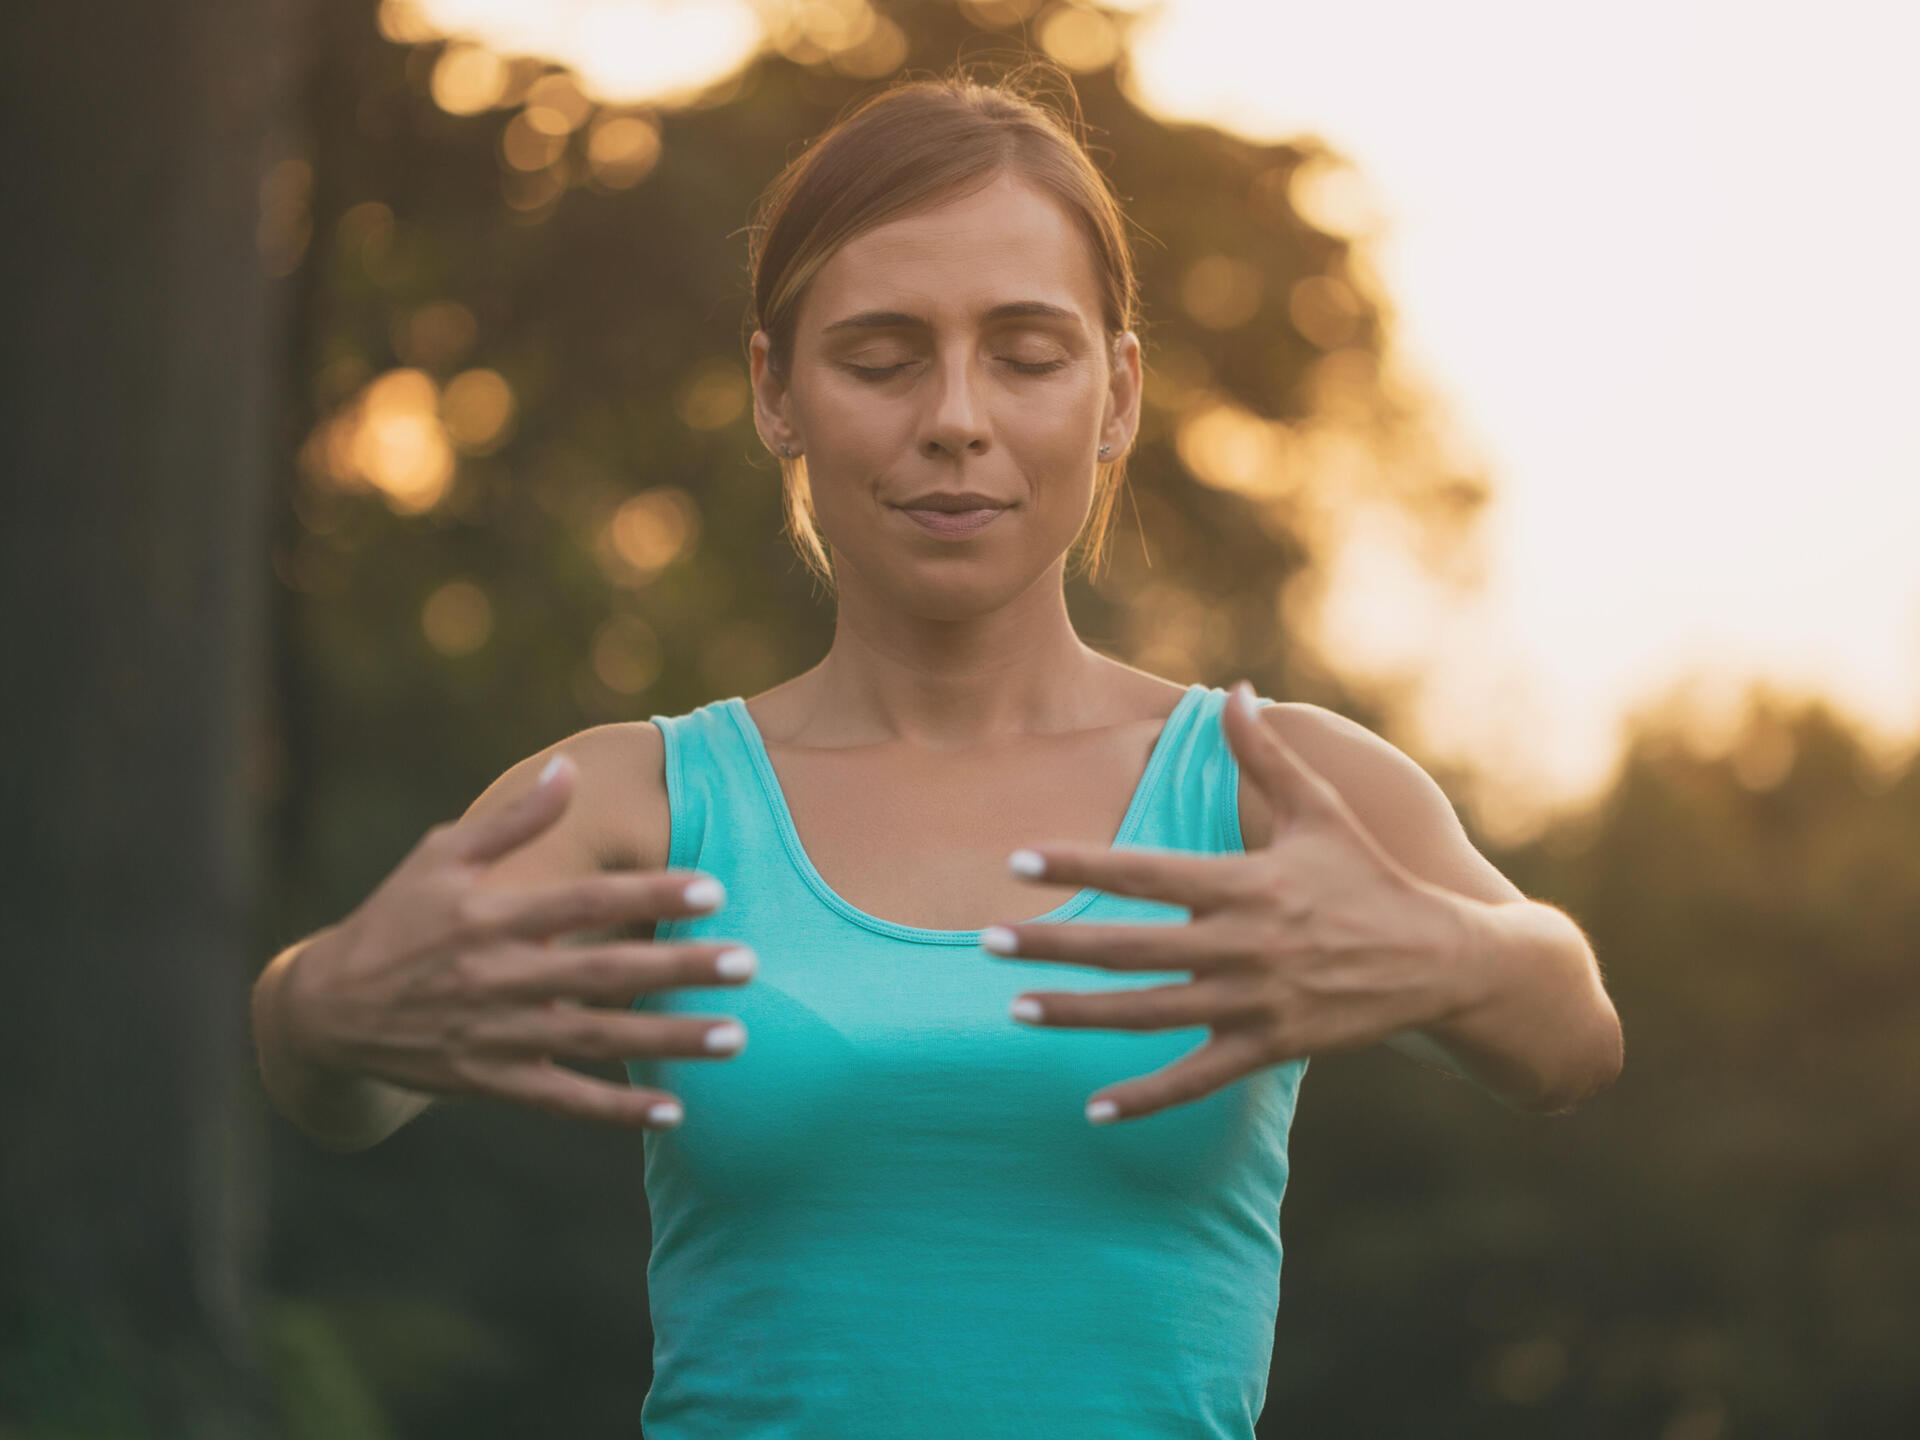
[897,505,1005,538]
[896,491,1008,512]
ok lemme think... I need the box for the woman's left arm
[1384,898,1620,1115]
[989,683,1623,1123]
[1252,694,1623,1116]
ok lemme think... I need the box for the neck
[791,561,1109,749]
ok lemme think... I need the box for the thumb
[1222,680,1332,832]
[447,750,576,866]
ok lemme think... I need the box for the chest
[759,723,1168,932]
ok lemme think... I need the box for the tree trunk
[0,1,301,1433]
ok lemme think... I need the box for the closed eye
[844,359,1068,381]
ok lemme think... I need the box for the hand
[983,681,1475,1124]
[278,754,756,1131]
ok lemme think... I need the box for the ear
[1099,330,1142,460]
[749,329,800,459]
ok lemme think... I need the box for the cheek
[1013,369,1104,445]
[1009,382,1104,498]
[799,382,909,472]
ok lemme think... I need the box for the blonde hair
[743,61,1141,590]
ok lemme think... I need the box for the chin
[835,542,1058,623]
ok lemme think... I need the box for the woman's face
[749,170,1140,620]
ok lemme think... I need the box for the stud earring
[777,443,794,458]
[1098,443,1113,458]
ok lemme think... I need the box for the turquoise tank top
[629,683,1309,1439]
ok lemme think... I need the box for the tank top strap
[1127,684,1280,858]
[646,699,807,941]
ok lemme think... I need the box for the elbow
[1522,1005,1625,1117]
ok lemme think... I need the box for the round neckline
[721,683,1207,947]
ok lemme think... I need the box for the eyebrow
[820,300,1081,332]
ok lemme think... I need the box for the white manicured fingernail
[1009,997,1043,1022]
[979,926,1019,955]
[1233,681,1258,719]
[704,1022,746,1053]
[684,877,725,910]
[647,1101,683,1127]
[539,753,568,785]
[1087,1099,1119,1124]
[715,947,756,979]
[1007,849,1046,878]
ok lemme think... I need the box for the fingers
[475,940,758,1003]
[1083,1028,1275,1124]
[1008,844,1267,914]
[460,869,728,942]
[981,916,1249,973]
[1220,680,1334,833]
[1009,974,1262,1033]
[441,751,577,867]
[477,1057,689,1130]
[463,1004,749,1066]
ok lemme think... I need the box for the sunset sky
[402,0,1920,834]
[1123,0,1920,835]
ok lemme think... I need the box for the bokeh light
[675,358,750,432]
[601,486,701,585]
[421,579,494,656]
[829,15,909,77]
[501,109,567,171]
[1036,3,1121,73]
[1286,152,1387,241]
[1180,254,1265,331]
[348,370,456,513]
[430,42,511,114]
[502,166,565,214]
[586,112,662,188]
[1174,399,1299,502]
[393,300,479,370]
[1288,274,1365,349]
[522,70,592,134]
[412,0,763,107]
[591,613,665,694]
[298,367,460,515]
[440,368,516,454]
[956,0,1044,30]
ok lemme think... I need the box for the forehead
[800,172,1103,333]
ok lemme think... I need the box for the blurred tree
[0,0,302,1436]
[1272,693,1920,1438]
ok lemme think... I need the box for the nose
[919,345,990,461]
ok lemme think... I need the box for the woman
[252,68,1622,1440]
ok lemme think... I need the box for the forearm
[250,928,433,1153]
[1417,895,1623,1114]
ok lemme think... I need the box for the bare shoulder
[1240,702,1440,847]
[557,719,670,872]
[460,720,670,884]
[1239,700,1524,905]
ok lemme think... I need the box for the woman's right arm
[250,734,617,1153]
[251,929,449,1159]
[252,920,431,1152]
[250,723,744,1153]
